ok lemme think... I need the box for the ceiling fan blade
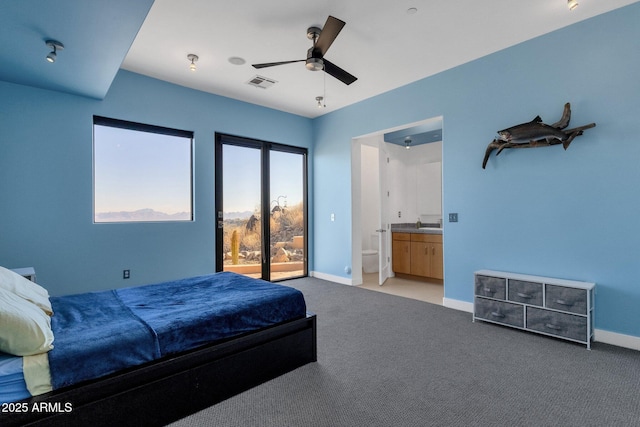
[323,59,357,85]
[252,59,305,69]
[315,16,345,56]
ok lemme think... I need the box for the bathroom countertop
[391,224,443,234]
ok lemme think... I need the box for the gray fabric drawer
[545,284,587,315]
[475,275,506,300]
[508,279,543,306]
[475,298,524,328]
[526,307,587,342]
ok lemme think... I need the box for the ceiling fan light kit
[252,16,357,85]
[306,57,324,71]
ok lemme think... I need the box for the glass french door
[215,134,307,281]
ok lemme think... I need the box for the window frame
[92,116,194,224]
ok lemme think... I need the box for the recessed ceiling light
[407,7,418,15]
[228,56,246,65]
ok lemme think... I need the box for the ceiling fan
[252,16,357,85]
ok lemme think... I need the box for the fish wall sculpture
[482,103,596,169]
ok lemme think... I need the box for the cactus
[231,230,239,265]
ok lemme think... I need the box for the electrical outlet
[398,211,401,218]
[449,213,458,223]
[123,269,130,279]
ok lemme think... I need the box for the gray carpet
[170,277,640,426]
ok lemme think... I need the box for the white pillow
[0,288,54,356]
[0,266,52,316]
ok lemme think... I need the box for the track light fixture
[568,0,578,10]
[187,54,198,71]
[316,96,325,108]
[45,40,64,63]
[404,137,412,150]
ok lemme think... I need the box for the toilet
[362,234,379,273]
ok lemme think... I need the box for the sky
[94,125,192,216]
[94,125,303,219]
[223,144,304,215]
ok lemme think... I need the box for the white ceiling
[121,0,639,118]
[2,1,636,117]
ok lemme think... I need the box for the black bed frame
[4,313,317,427]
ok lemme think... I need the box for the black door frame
[214,133,308,281]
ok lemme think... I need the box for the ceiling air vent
[246,75,277,89]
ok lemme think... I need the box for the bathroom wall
[360,143,380,250]
[387,142,442,224]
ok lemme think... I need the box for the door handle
[375,229,386,232]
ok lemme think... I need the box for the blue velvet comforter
[47,272,306,389]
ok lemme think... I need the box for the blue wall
[312,4,640,338]
[1,4,639,339]
[0,71,313,295]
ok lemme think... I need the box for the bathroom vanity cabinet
[392,232,443,280]
[391,233,411,274]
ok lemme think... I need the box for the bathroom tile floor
[358,273,444,305]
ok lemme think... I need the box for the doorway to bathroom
[351,117,444,304]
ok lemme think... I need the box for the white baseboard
[443,298,473,313]
[443,297,640,352]
[594,329,640,351]
[310,271,353,286]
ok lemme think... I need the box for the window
[93,116,193,223]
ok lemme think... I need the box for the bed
[0,268,317,426]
